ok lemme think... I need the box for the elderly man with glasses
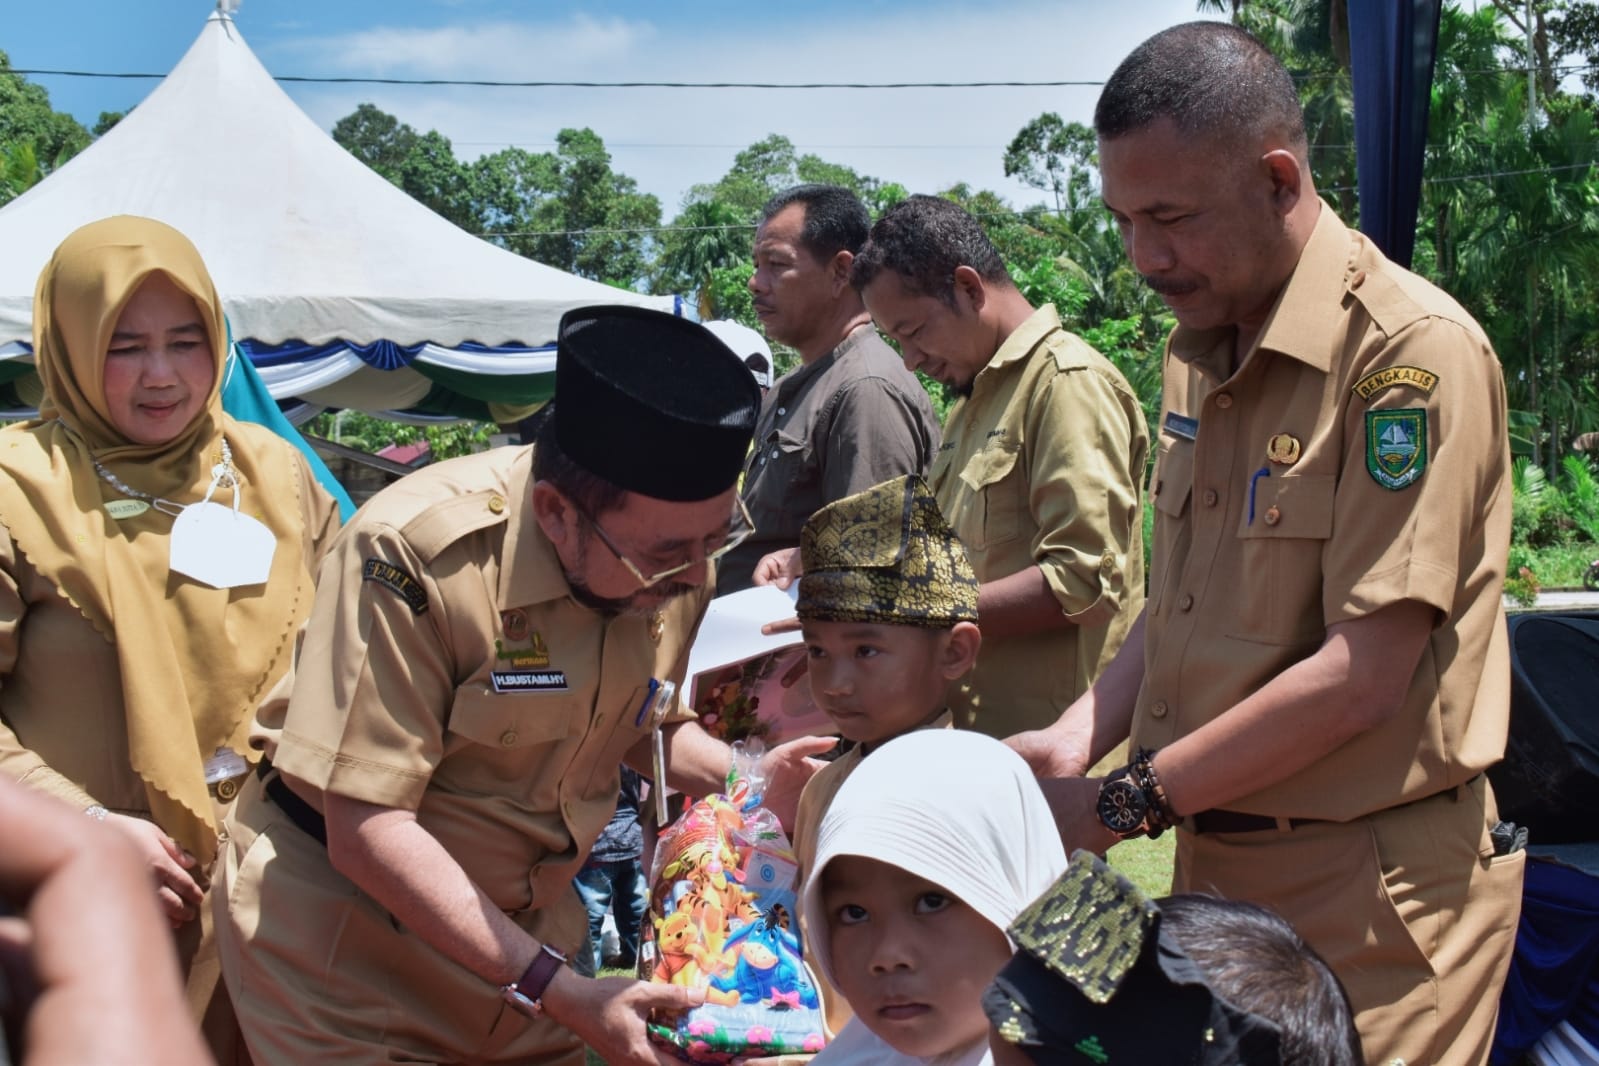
[214,307,831,1066]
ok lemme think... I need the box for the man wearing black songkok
[217,306,833,1066]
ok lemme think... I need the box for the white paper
[683,585,834,743]
[169,501,276,589]
[684,585,801,695]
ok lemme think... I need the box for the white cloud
[268,0,1214,216]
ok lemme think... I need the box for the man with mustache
[1012,22,1523,1066]
[216,307,829,1066]
[797,195,1148,739]
[716,184,941,593]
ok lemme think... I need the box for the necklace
[89,436,235,518]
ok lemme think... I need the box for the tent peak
[212,0,240,21]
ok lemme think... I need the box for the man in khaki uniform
[215,307,827,1066]
[1013,24,1523,1066]
[848,196,1147,739]
[717,184,941,593]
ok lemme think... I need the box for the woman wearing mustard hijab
[0,216,340,1060]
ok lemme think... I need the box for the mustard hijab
[0,216,315,865]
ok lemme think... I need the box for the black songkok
[554,306,760,502]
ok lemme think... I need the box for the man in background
[717,184,941,593]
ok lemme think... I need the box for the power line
[476,160,1599,239]
[5,62,1598,90]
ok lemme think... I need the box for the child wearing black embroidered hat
[983,851,1361,1066]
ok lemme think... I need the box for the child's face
[801,620,974,745]
[822,856,1012,1060]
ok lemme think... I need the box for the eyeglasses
[575,495,755,589]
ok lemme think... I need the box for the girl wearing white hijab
[801,730,1069,1066]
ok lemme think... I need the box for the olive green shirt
[931,305,1148,738]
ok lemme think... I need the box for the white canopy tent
[0,7,676,418]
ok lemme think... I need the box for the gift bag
[641,741,827,1063]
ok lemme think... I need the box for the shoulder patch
[1353,365,1439,403]
[1366,409,1428,490]
[363,558,429,614]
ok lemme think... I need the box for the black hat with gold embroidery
[555,305,760,502]
[797,475,979,627]
[982,852,1290,1065]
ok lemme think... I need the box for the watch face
[1097,776,1147,835]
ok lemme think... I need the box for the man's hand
[751,548,803,590]
[1006,720,1090,780]
[105,813,203,927]
[757,735,834,835]
[541,969,703,1066]
[1036,776,1122,858]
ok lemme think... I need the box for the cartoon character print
[706,915,819,1009]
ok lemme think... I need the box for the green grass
[1520,540,1598,588]
[1104,831,1177,898]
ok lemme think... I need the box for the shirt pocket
[756,429,810,493]
[445,684,580,775]
[1228,473,1335,646]
[956,443,1024,550]
[1148,437,1195,612]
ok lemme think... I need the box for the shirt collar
[981,304,1062,379]
[1169,201,1353,380]
[501,447,577,608]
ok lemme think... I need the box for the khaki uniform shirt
[931,306,1148,738]
[719,325,941,592]
[0,452,338,816]
[261,446,708,914]
[1132,204,1512,820]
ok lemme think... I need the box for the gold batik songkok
[796,474,978,626]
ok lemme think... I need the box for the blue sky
[5,0,1215,212]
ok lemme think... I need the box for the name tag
[491,670,569,693]
[1163,413,1199,441]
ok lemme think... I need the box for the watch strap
[502,944,566,1017]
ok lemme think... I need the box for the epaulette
[1048,330,1102,373]
[1348,264,1484,346]
[400,489,513,565]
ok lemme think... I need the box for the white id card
[170,501,276,589]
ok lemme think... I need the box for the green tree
[1003,113,1096,214]
[489,128,661,287]
[651,200,752,315]
[0,49,92,205]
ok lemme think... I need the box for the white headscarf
[802,731,1069,1066]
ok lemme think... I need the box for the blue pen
[1248,466,1271,525]
[635,677,661,726]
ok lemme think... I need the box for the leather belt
[1190,810,1326,834]
[257,758,328,846]
[1189,776,1481,835]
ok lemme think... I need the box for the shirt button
[1214,393,1233,410]
[1150,700,1170,719]
[770,448,779,459]
[1350,269,1367,290]
[1203,489,1218,507]
[1264,506,1282,526]
[777,407,786,415]
[1100,550,1116,575]
[488,495,506,515]
[1178,594,1194,612]
[499,730,518,747]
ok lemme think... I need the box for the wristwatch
[1096,769,1151,839]
[500,944,567,1020]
